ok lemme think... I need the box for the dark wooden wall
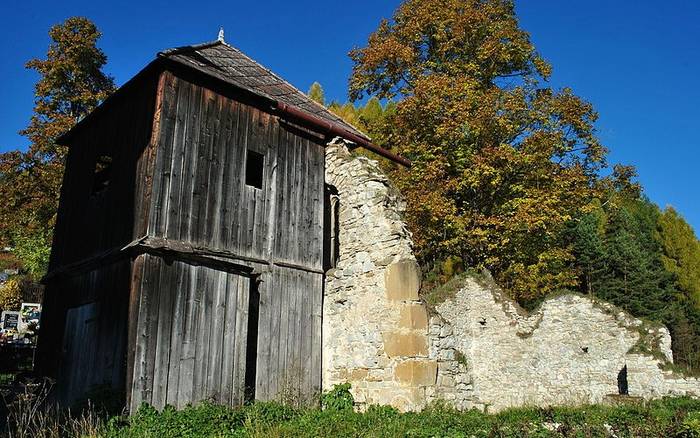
[49,74,159,268]
[37,73,160,399]
[54,260,131,405]
[130,71,326,408]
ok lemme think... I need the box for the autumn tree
[349,0,606,302]
[0,17,115,275]
[0,278,22,314]
[307,82,326,106]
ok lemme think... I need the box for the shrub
[320,383,354,411]
[0,278,21,314]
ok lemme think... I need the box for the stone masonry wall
[323,139,437,411]
[432,275,700,412]
[322,138,700,412]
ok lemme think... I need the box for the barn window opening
[323,184,340,270]
[92,155,113,195]
[245,150,264,189]
[617,365,629,395]
[244,278,261,402]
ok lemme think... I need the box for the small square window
[245,150,264,189]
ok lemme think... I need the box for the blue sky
[1,0,698,232]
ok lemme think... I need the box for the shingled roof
[159,40,368,140]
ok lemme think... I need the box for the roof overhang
[57,54,411,167]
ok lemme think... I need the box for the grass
[103,396,700,437]
[5,382,700,438]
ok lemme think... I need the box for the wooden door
[130,256,252,411]
[59,302,100,404]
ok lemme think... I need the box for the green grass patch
[5,383,700,437]
[101,396,700,438]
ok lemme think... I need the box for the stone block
[337,368,370,381]
[399,304,429,330]
[383,332,428,357]
[362,387,426,412]
[385,260,421,301]
[395,360,438,386]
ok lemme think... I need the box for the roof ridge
[158,40,223,57]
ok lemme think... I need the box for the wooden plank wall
[59,303,100,403]
[37,73,159,380]
[147,72,325,272]
[141,71,326,405]
[256,267,323,402]
[49,75,159,268]
[53,259,131,405]
[130,255,251,411]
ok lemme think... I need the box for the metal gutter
[271,102,411,168]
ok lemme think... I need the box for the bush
[320,383,354,411]
[0,278,21,314]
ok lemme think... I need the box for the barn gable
[158,40,368,140]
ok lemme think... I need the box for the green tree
[307,82,326,106]
[658,207,700,308]
[0,17,114,274]
[594,200,674,319]
[349,0,606,302]
[12,230,52,282]
[570,208,606,296]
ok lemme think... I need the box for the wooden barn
[36,36,408,410]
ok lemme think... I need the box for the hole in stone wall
[617,365,629,395]
[323,184,340,271]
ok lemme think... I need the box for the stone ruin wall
[323,139,435,411]
[322,138,700,412]
[434,277,700,412]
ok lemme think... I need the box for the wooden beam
[44,235,326,282]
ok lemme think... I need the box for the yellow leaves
[502,248,579,302]
[1,17,114,258]
[349,0,613,305]
[0,278,22,314]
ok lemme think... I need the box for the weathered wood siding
[37,74,159,391]
[138,71,325,405]
[256,266,323,401]
[147,71,325,271]
[49,75,159,268]
[129,254,252,411]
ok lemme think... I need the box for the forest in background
[1,0,699,372]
